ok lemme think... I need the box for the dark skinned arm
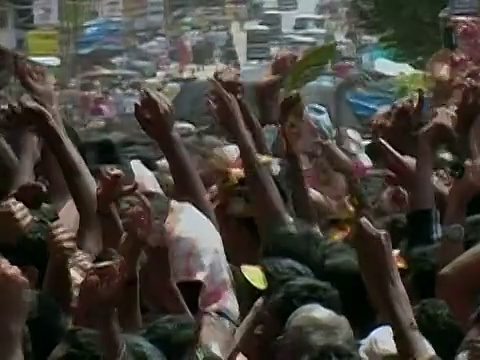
[238,99,271,155]
[281,125,316,225]
[117,238,143,331]
[0,135,18,196]
[12,132,40,189]
[154,131,218,228]
[35,117,101,255]
[214,82,290,236]
[43,256,72,313]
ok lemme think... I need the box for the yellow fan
[240,265,268,291]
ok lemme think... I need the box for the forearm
[381,282,431,358]
[42,259,72,313]
[410,141,435,211]
[13,132,41,188]
[38,123,100,253]
[285,152,316,225]
[155,132,218,228]
[98,206,124,250]
[240,102,271,155]
[438,195,467,268]
[0,135,18,194]
[117,275,142,332]
[0,330,24,360]
[97,312,125,360]
[469,116,480,160]
[234,122,290,232]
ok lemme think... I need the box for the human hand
[418,106,457,147]
[134,88,174,140]
[13,181,48,210]
[270,51,297,76]
[354,216,396,273]
[14,57,56,108]
[214,67,243,98]
[207,78,244,136]
[120,192,153,245]
[75,259,124,325]
[455,82,480,134]
[371,91,425,155]
[0,197,34,244]
[48,220,78,263]
[0,257,30,331]
[96,167,137,213]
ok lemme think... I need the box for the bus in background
[282,34,317,55]
[259,10,283,41]
[277,0,298,11]
[293,14,329,31]
[245,23,272,61]
[291,14,330,44]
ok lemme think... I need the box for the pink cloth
[165,200,239,320]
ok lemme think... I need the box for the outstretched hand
[96,167,137,212]
[134,88,174,140]
[207,78,244,136]
[14,57,56,108]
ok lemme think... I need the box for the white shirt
[165,200,240,321]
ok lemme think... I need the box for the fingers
[357,216,390,243]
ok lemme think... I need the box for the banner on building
[26,29,59,56]
[33,0,59,26]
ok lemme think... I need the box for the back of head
[277,304,355,358]
[267,277,342,327]
[320,240,375,337]
[414,298,464,360]
[142,314,195,360]
[260,257,315,294]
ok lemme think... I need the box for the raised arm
[134,89,218,228]
[209,79,290,237]
[21,102,100,255]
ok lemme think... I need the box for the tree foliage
[351,0,448,64]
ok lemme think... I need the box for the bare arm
[154,131,218,228]
[354,217,433,358]
[238,99,271,155]
[35,118,100,254]
[0,135,18,196]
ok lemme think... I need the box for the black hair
[414,299,465,360]
[142,314,195,360]
[406,246,437,300]
[321,240,376,338]
[260,257,315,295]
[49,327,167,359]
[263,223,375,337]
[267,277,342,327]
[262,223,327,276]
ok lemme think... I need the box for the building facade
[98,0,124,18]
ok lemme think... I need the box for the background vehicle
[245,23,272,61]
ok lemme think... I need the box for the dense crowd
[1,49,480,360]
